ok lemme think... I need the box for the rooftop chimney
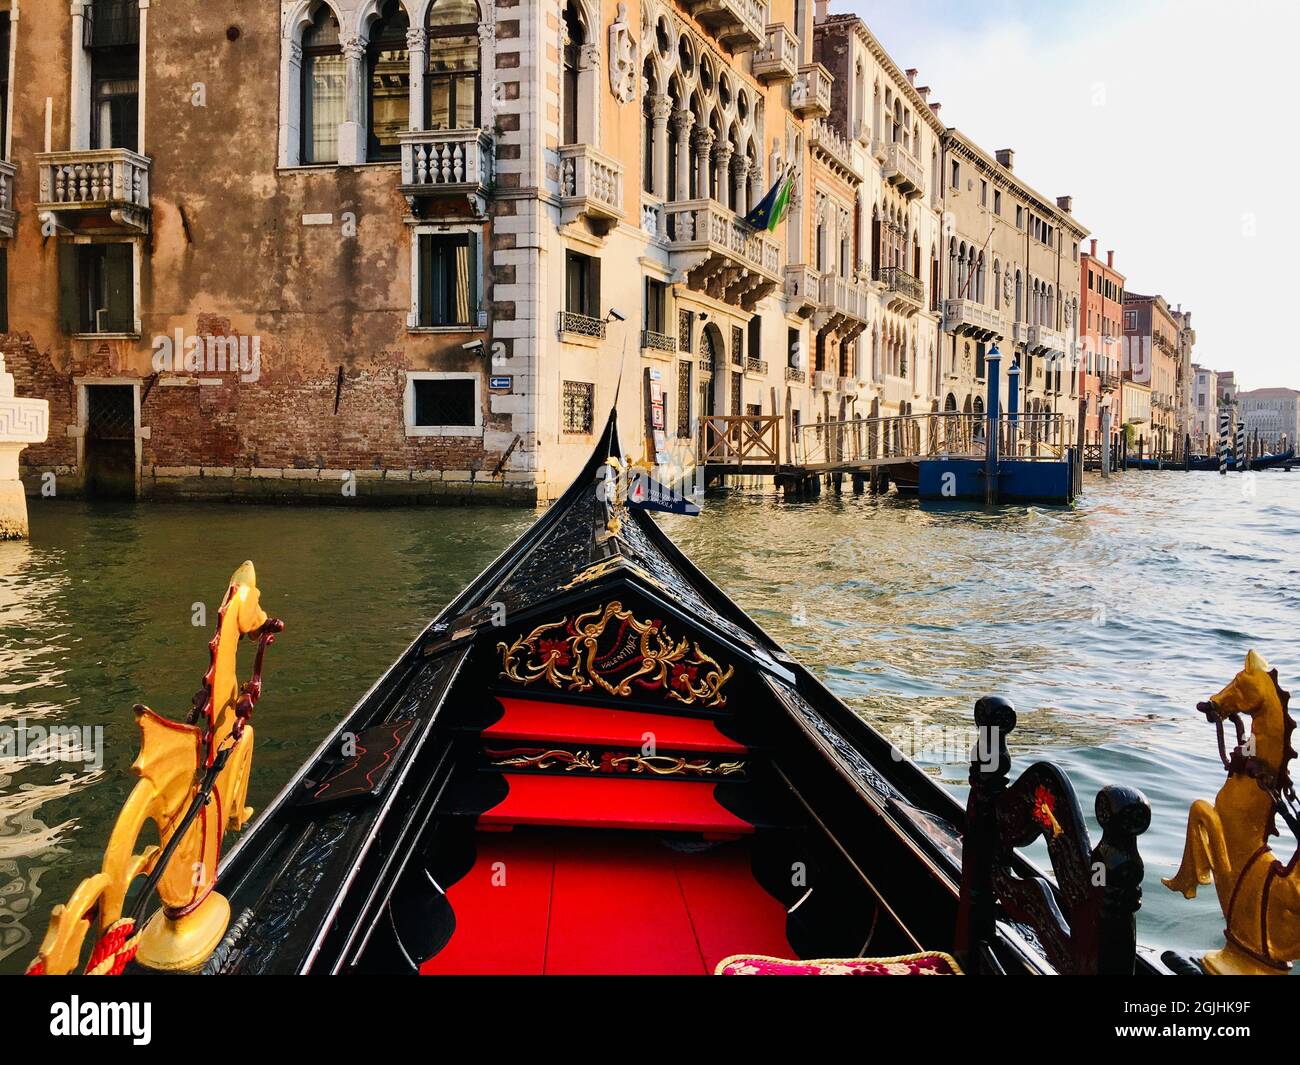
[905,68,918,85]
[814,0,829,19]
[917,86,931,103]
[996,148,1014,170]
[1107,250,1115,269]
[1090,239,1098,258]
[1057,195,1073,213]
[930,102,942,116]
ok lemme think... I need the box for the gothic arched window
[301,5,344,164]
[427,0,481,130]
[366,0,410,161]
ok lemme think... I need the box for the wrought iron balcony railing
[558,311,606,340]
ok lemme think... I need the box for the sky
[838,0,1300,391]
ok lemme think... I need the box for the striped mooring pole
[1235,422,1247,472]
[1218,410,1231,475]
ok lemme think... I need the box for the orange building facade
[1079,240,1125,448]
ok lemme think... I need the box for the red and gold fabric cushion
[715,952,962,976]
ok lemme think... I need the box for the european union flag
[743,166,794,232]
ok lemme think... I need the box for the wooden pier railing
[701,414,781,468]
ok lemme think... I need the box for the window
[787,326,800,369]
[562,2,583,145]
[747,315,761,367]
[58,243,134,334]
[427,0,481,130]
[565,251,601,319]
[993,190,1001,215]
[416,232,479,327]
[88,0,140,151]
[301,6,344,164]
[404,372,480,435]
[644,278,667,334]
[366,0,410,161]
[676,361,692,438]
[950,161,960,189]
[731,325,744,367]
[980,180,988,207]
[562,380,594,434]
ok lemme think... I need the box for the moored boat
[29,413,1196,977]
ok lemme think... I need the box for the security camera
[606,308,626,323]
[462,339,485,352]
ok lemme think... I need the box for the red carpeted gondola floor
[420,831,794,975]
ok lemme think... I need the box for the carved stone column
[407,27,428,131]
[713,143,733,209]
[0,354,49,541]
[650,94,672,198]
[338,35,368,165]
[478,21,497,130]
[672,109,695,201]
[731,154,750,215]
[693,127,715,202]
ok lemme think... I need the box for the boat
[29,412,1187,977]
[1145,450,1296,472]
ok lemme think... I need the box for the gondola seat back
[956,697,1152,975]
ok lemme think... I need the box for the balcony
[35,148,150,232]
[809,119,859,181]
[752,23,798,83]
[0,160,14,238]
[784,264,819,317]
[875,266,925,316]
[1026,324,1068,358]
[1098,371,1120,392]
[814,370,835,392]
[838,376,858,394]
[792,63,833,119]
[689,0,765,51]
[944,299,1004,342]
[641,329,676,355]
[559,143,623,233]
[746,357,768,376]
[785,365,807,384]
[815,275,870,337]
[664,198,782,311]
[558,311,606,342]
[881,141,924,199]
[399,128,493,213]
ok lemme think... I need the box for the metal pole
[1218,409,1230,475]
[985,345,1002,505]
[1100,407,1112,478]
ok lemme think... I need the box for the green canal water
[1,470,1296,972]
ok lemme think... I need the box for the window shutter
[466,231,479,325]
[58,244,79,334]
[589,256,601,318]
[105,243,134,332]
[418,233,434,327]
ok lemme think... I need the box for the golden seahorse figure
[26,562,283,975]
[1164,650,1299,976]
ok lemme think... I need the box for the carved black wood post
[956,696,1016,971]
[1090,785,1152,976]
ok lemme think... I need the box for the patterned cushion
[715,952,962,976]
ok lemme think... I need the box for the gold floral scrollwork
[486,747,746,778]
[497,601,734,709]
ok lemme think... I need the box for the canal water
[1,470,1296,973]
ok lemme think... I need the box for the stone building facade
[938,132,1086,437]
[1078,239,1123,448]
[1190,364,1218,453]
[1238,387,1300,451]
[1,0,1111,505]
[1122,292,1179,457]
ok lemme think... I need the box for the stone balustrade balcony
[665,198,781,311]
[815,274,870,337]
[689,0,765,51]
[1027,324,1068,357]
[881,141,924,199]
[559,143,623,231]
[35,148,150,231]
[944,299,1005,341]
[752,23,798,83]
[793,63,833,119]
[399,128,493,212]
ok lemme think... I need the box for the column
[731,154,750,215]
[651,94,672,198]
[671,110,695,201]
[407,27,428,132]
[693,127,715,203]
[338,35,368,165]
[281,40,304,166]
[70,1,91,149]
[0,354,50,541]
[713,143,733,209]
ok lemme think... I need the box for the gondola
[29,412,1185,978]
[1173,450,1295,472]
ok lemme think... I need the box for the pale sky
[838,0,1300,391]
